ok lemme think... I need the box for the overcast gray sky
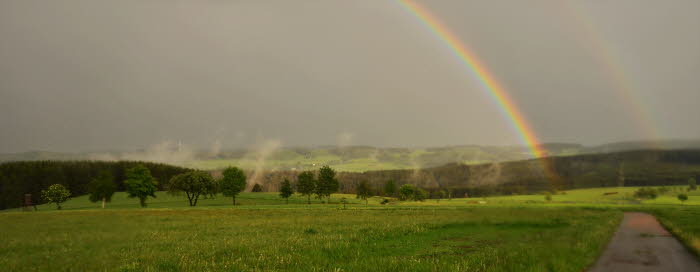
[1,0,699,153]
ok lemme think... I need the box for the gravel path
[589,212,700,272]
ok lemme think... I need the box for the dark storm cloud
[1,0,699,153]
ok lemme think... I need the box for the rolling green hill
[3,140,699,172]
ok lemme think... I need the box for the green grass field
[1,187,699,271]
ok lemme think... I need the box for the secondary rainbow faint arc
[559,0,661,145]
[397,0,547,158]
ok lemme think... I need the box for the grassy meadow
[1,187,699,271]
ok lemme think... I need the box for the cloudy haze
[1,0,699,153]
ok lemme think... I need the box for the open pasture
[2,187,700,271]
[1,206,620,272]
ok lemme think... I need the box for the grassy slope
[179,146,536,171]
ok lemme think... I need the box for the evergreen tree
[252,183,263,192]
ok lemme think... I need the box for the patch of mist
[209,140,223,157]
[368,148,379,161]
[335,132,354,162]
[470,162,502,186]
[409,155,421,180]
[88,140,196,164]
[336,132,354,149]
[246,139,282,191]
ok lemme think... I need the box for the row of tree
[289,166,339,204]
[38,165,342,209]
[41,165,162,209]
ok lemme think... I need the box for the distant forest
[0,161,190,210]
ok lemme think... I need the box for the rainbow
[559,1,660,145]
[397,0,547,158]
[397,0,562,186]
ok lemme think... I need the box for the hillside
[246,149,700,197]
[3,140,698,172]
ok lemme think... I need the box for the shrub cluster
[633,188,658,199]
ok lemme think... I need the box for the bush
[677,193,688,203]
[689,178,697,191]
[399,184,416,201]
[414,188,428,201]
[633,188,658,199]
[544,192,552,202]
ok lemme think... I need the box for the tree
[678,193,688,203]
[252,183,263,192]
[689,178,697,191]
[87,171,116,208]
[297,171,316,204]
[356,180,372,204]
[399,184,416,201]
[414,188,428,202]
[41,184,71,210]
[124,164,158,207]
[544,191,552,202]
[340,197,348,209]
[220,166,247,206]
[435,190,445,203]
[316,166,339,203]
[168,171,216,206]
[279,178,294,204]
[617,163,625,187]
[383,180,397,197]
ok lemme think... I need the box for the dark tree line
[0,161,190,209]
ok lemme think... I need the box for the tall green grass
[3,186,700,271]
[0,207,620,271]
